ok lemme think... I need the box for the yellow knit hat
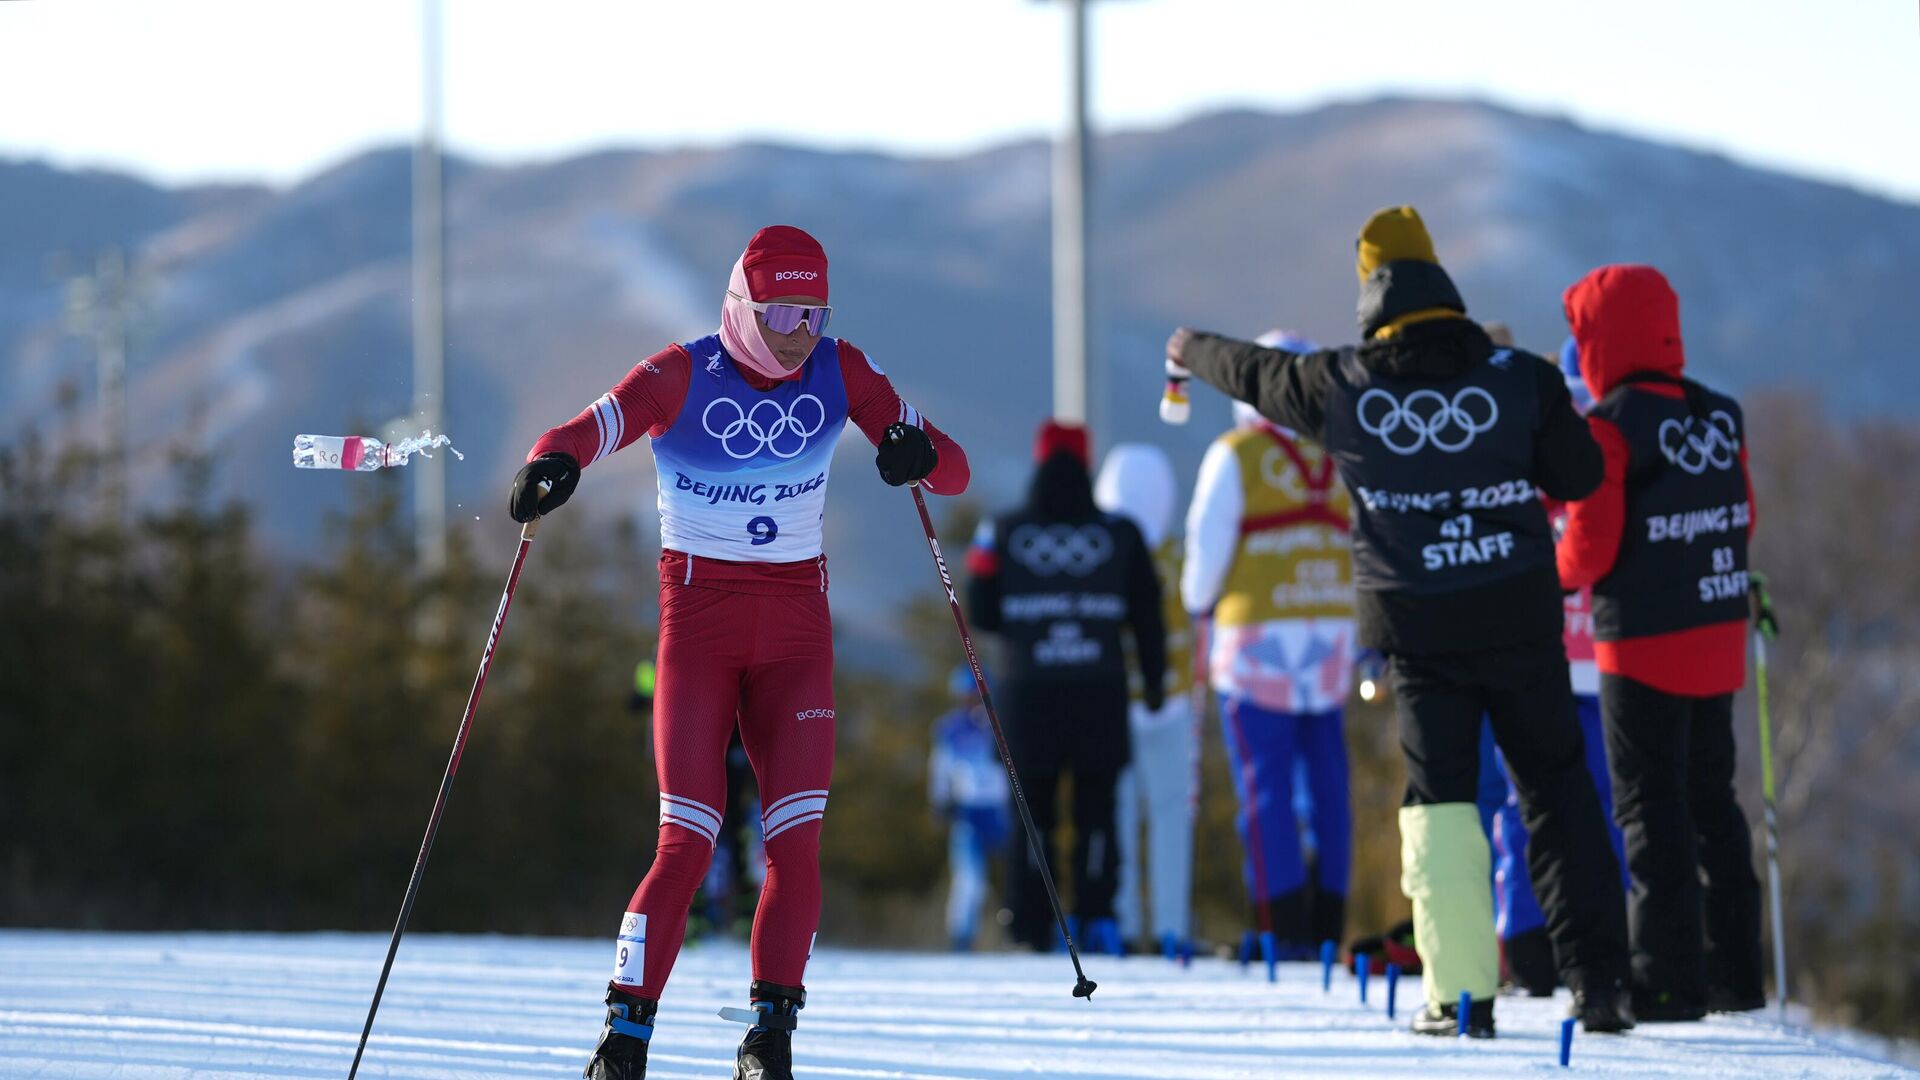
[1356,206,1437,282]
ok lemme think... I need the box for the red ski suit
[530,338,967,996]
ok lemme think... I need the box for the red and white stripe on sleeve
[837,340,970,496]
[527,345,692,466]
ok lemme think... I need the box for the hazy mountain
[4,97,1916,645]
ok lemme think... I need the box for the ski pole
[1749,572,1787,1026]
[348,506,546,1077]
[904,481,1098,999]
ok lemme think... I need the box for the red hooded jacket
[1557,265,1754,696]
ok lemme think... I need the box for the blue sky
[4,0,1917,201]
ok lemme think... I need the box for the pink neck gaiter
[719,255,804,382]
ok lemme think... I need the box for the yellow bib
[1215,427,1355,627]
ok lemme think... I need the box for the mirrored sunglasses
[730,290,831,336]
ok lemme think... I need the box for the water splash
[293,430,464,471]
[385,430,466,466]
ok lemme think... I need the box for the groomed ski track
[0,931,1908,1079]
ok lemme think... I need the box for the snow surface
[0,931,1910,1079]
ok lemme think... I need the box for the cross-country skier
[928,665,1011,951]
[1163,207,1633,1038]
[508,225,969,1080]
[1093,443,1198,958]
[1556,264,1764,1021]
[965,421,1165,956]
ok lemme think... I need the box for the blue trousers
[1218,696,1351,921]
[1482,695,1627,939]
[946,805,1009,948]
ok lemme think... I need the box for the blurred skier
[928,666,1011,951]
[1094,443,1198,957]
[1179,332,1356,960]
[965,421,1165,956]
[1164,207,1632,1037]
[1557,265,1764,1021]
[511,225,969,1080]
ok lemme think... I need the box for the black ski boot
[1410,996,1495,1038]
[1571,981,1636,1033]
[584,986,656,1079]
[1632,986,1706,1023]
[722,980,804,1080]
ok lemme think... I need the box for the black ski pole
[905,481,1098,999]
[347,508,546,1077]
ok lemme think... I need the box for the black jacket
[967,453,1168,695]
[1182,269,1601,655]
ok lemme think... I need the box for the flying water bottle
[293,431,462,471]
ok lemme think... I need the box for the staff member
[966,421,1166,955]
[1557,264,1764,1021]
[1163,207,1633,1038]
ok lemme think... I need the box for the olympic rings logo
[701,394,827,460]
[1356,387,1500,455]
[1008,524,1113,577]
[1658,411,1739,474]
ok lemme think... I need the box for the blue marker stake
[1357,953,1370,1005]
[1320,940,1337,993]
[1260,931,1277,984]
[1559,1016,1575,1067]
[1458,991,1472,1037]
[1386,964,1400,1020]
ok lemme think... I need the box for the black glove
[508,452,580,523]
[1142,682,1167,713]
[876,422,938,487]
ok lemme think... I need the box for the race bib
[612,911,647,988]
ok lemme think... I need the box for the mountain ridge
[4,96,1915,639]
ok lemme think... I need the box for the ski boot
[722,979,803,1080]
[1571,981,1636,1033]
[584,986,656,1079]
[1501,927,1558,998]
[1083,917,1125,957]
[1706,986,1766,1014]
[1632,986,1706,1023]
[1410,996,1494,1039]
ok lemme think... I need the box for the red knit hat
[1034,419,1090,466]
[741,225,829,302]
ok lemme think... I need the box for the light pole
[64,248,151,526]
[1049,0,1096,441]
[411,0,448,574]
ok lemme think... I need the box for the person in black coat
[1164,207,1632,1037]
[965,420,1166,954]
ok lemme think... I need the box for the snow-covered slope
[0,931,1908,1079]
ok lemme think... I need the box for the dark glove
[508,452,580,523]
[1142,681,1167,713]
[876,422,938,487]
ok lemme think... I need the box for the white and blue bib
[651,334,849,562]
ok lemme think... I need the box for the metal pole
[1754,630,1789,1025]
[347,512,543,1077]
[412,0,448,574]
[1051,0,1092,435]
[64,249,138,526]
[905,481,1097,1000]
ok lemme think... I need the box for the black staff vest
[1588,375,1751,640]
[988,510,1137,686]
[1321,348,1556,596]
